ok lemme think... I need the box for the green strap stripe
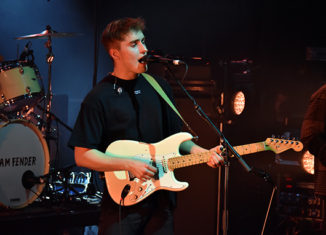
[142,73,185,122]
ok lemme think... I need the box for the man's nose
[139,42,148,54]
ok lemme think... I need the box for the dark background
[1,0,325,234]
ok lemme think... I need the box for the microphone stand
[175,76,251,235]
[164,61,273,235]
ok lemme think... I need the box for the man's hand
[127,159,157,182]
[180,140,224,168]
[207,145,225,168]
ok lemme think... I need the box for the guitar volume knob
[130,194,138,201]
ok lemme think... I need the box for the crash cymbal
[16,27,82,40]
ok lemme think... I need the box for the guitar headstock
[265,138,303,153]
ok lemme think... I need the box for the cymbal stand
[42,25,56,202]
[44,25,54,137]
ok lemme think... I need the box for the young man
[69,17,224,235]
[301,84,326,234]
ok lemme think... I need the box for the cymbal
[16,29,82,40]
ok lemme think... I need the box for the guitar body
[104,132,193,206]
[104,132,303,206]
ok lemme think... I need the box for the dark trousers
[98,191,175,235]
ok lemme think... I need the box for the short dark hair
[101,17,145,53]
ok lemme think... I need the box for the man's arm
[74,147,157,181]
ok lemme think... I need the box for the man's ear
[109,48,120,61]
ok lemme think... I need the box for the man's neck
[111,68,138,80]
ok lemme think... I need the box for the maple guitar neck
[168,141,272,170]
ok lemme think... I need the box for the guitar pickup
[150,160,160,180]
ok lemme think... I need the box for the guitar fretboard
[168,152,211,170]
[234,142,267,155]
[168,141,267,170]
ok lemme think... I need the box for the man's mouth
[138,55,147,64]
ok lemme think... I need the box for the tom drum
[0,60,44,113]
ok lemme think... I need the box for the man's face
[112,30,148,76]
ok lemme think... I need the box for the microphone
[139,54,185,66]
[22,170,47,189]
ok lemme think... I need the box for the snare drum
[0,61,44,113]
[0,119,49,208]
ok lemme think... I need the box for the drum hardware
[53,170,92,196]
[19,41,34,62]
[45,167,102,205]
[36,103,73,133]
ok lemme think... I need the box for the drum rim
[0,60,38,71]
[0,92,45,112]
[0,119,50,208]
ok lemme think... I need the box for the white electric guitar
[104,132,303,206]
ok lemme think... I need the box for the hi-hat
[16,26,82,40]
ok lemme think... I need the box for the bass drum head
[0,120,49,208]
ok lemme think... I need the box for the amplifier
[277,180,324,221]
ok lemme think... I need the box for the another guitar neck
[168,141,267,170]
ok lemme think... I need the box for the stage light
[301,150,315,175]
[231,91,245,115]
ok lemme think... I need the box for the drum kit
[0,26,99,209]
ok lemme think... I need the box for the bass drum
[0,120,49,208]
